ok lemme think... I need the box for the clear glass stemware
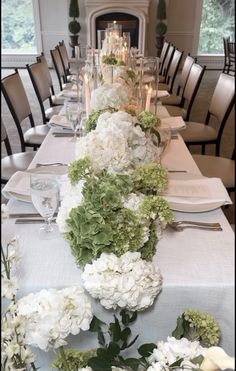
[30,174,59,239]
[65,101,84,142]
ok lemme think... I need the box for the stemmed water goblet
[65,101,85,142]
[30,174,59,239]
[157,122,171,163]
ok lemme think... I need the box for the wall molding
[1,55,37,68]
[197,55,224,70]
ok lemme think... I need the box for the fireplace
[84,0,150,54]
[95,13,139,49]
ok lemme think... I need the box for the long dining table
[2,104,235,370]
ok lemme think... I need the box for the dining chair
[1,119,35,184]
[26,61,63,124]
[36,53,64,106]
[50,47,73,91]
[164,62,206,121]
[159,40,170,75]
[193,148,235,194]
[158,49,183,94]
[158,44,175,84]
[227,41,235,76]
[1,69,49,152]
[159,54,196,106]
[181,73,235,155]
[222,37,230,74]
[58,40,74,82]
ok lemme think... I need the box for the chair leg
[201,144,206,155]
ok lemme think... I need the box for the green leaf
[123,358,141,371]
[170,358,184,367]
[126,334,139,349]
[121,327,131,342]
[88,357,112,371]
[107,342,120,357]
[109,316,121,342]
[191,355,204,365]
[138,343,157,357]
[98,330,106,346]
[89,315,106,332]
[120,309,130,326]
[172,315,185,339]
[97,348,112,361]
[129,311,138,323]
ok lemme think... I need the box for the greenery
[52,348,97,370]
[137,111,161,131]
[64,159,172,267]
[172,309,221,347]
[198,0,235,54]
[85,107,118,132]
[68,0,81,35]
[156,0,167,36]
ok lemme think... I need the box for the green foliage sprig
[85,107,118,133]
[102,54,118,65]
[68,157,92,186]
[51,348,97,370]
[88,310,157,371]
[172,309,221,347]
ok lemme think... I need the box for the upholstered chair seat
[24,125,50,145]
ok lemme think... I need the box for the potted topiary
[68,0,81,57]
[155,0,167,57]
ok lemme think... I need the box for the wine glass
[158,123,171,163]
[65,101,84,142]
[30,174,59,239]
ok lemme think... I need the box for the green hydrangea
[172,309,221,347]
[138,111,161,131]
[132,162,168,194]
[139,195,173,224]
[51,348,97,370]
[183,309,221,347]
[102,54,118,65]
[85,107,117,132]
[68,157,92,186]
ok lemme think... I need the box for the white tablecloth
[2,106,234,369]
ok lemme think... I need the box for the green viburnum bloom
[84,107,117,132]
[68,157,92,186]
[172,309,221,347]
[139,195,174,224]
[102,54,118,65]
[51,348,97,370]
[138,111,161,131]
[132,162,168,194]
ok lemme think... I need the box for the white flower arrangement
[90,83,129,111]
[16,286,93,351]
[81,251,162,311]
[147,336,206,371]
[75,110,160,174]
[1,237,20,300]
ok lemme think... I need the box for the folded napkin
[2,171,31,202]
[161,177,232,212]
[151,90,170,99]
[161,116,186,132]
[48,115,71,129]
[2,171,69,203]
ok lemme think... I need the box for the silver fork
[169,221,222,231]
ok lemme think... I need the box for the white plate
[164,173,230,213]
[2,166,68,203]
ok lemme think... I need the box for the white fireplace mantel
[84,0,150,54]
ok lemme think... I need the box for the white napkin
[2,171,69,203]
[61,87,78,98]
[48,115,71,129]
[2,171,31,202]
[161,116,186,132]
[161,177,232,212]
[151,90,170,99]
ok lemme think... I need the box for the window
[2,0,38,54]
[198,0,235,54]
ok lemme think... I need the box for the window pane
[198,0,235,54]
[2,0,37,54]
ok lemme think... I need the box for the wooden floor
[1,68,235,225]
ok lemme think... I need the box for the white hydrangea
[16,286,93,351]
[147,337,206,371]
[56,179,84,233]
[90,83,129,110]
[81,251,162,311]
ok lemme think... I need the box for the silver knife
[15,217,56,224]
[9,213,58,218]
